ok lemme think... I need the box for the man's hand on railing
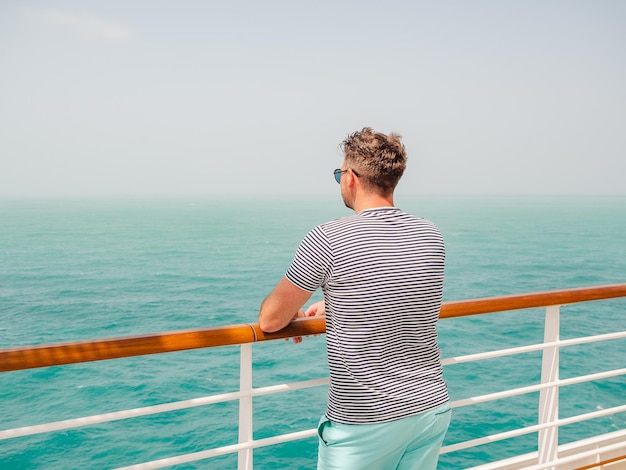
[291,300,326,344]
[304,300,326,317]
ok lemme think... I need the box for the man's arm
[258,277,313,332]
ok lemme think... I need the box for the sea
[1,195,625,469]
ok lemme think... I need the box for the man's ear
[347,169,359,188]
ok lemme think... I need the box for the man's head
[340,127,407,197]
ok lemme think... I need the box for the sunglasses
[333,168,360,184]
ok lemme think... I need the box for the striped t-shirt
[286,206,449,424]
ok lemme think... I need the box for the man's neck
[353,193,395,213]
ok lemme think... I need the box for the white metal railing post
[238,343,253,470]
[538,305,560,468]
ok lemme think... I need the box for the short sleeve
[285,225,332,292]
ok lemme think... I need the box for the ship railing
[1,284,625,470]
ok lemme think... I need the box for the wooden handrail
[574,453,626,470]
[1,284,625,373]
[440,283,626,318]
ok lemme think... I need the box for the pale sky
[1,1,625,197]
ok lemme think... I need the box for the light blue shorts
[317,402,451,470]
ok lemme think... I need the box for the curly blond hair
[340,127,406,195]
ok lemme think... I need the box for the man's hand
[304,300,326,317]
[291,300,325,344]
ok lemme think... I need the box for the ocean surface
[1,195,625,469]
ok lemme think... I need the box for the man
[259,127,450,469]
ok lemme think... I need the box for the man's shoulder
[309,209,442,238]
[317,214,361,231]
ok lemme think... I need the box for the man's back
[287,207,449,424]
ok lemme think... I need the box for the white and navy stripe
[286,207,449,424]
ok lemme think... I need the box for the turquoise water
[1,196,625,469]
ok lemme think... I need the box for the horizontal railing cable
[115,429,319,470]
[441,403,626,454]
[449,367,626,408]
[0,377,329,441]
[442,330,626,366]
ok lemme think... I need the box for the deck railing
[1,284,625,469]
